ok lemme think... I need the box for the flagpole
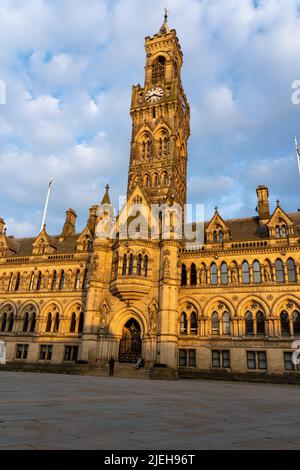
[295,137,300,175]
[41,177,53,232]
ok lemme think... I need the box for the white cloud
[0,0,300,236]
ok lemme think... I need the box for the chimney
[0,218,5,234]
[256,185,270,222]
[60,209,77,240]
[87,205,97,235]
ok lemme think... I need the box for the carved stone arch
[236,296,271,319]
[148,51,170,66]
[203,296,235,319]
[271,295,300,318]
[0,301,17,315]
[179,297,202,317]
[19,300,39,318]
[108,306,147,337]
[40,300,63,319]
[65,301,83,320]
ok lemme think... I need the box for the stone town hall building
[0,16,300,378]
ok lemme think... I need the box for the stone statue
[100,302,109,332]
[230,266,238,284]
[200,268,207,285]
[149,301,158,332]
[264,264,272,282]
[163,255,170,277]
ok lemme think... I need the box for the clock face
[146,87,164,103]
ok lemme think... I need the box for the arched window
[129,254,134,275]
[219,231,224,243]
[287,258,296,283]
[222,312,230,335]
[163,172,169,186]
[180,313,187,335]
[275,226,280,238]
[15,273,21,291]
[212,312,220,335]
[54,313,60,333]
[141,136,152,160]
[23,313,29,332]
[75,270,81,289]
[211,263,218,285]
[36,271,42,291]
[7,313,14,332]
[143,256,148,277]
[0,312,7,332]
[46,313,52,333]
[253,261,261,284]
[137,254,142,276]
[245,311,254,336]
[282,225,287,238]
[152,55,166,84]
[242,261,250,284]
[280,311,290,337]
[29,272,34,290]
[8,273,13,291]
[51,271,57,290]
[30,313,36,333]
[78,312,84,334]
[70,313,76,333]
[213,231,218,243]
[190,312,198,335]
[58,271,65,290]
[122,255,127,276]
[221,262,228,285]
[82,269,89,289]
[190,263,197,286]
[293,311,300,336]
[256,311,266,336]
[144,174,150,187]
[181,264,187,286]
[154,173,159,187]
[275,259,285,283]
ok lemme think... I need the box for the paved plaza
[0,372,300,450]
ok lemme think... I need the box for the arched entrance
[118,319,142,363]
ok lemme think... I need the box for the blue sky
[0,0,300,237]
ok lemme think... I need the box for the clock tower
[127,13,190,209]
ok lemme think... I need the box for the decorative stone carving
[148,299,158,333]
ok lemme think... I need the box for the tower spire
[159,7,170,34]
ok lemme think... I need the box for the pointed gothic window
[78,312,84,334]
[51,271,57,290]
[221,262,228,285]
[36,271,42,291]
[129,254,134,275]
[180,312,187,335]
[293,311,300,336]
[287,258,296,282]
[46,313,52,333]
[222,312,230,335]
[275,259,285,283]
[15,272,21,291]
[137,254,142,276]
[75,269,81,289]
[181,264,187,286]
[58,270,65,290]
[280,311,290,337]
[257,312,266,336]
[242,261,250,284]
[245,312,254,336]
[54,313,60,333]
[190,312,198,335]
[253,261,261,284]
[212,312,220,335]
[190,263,197,286]
[70,313,76,333]
[23,313,29,332]
[152,56,166,84]
[211,263,218,285]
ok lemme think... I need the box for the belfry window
[152,56,166,84]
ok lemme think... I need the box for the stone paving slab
[0,372,300,450]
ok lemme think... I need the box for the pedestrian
[136,356,142,370]
[108,356,115,376]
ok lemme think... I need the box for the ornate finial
[215,206,218,214]
[159,6,170,34]
[164,6,168,22]
[105,184,110,192]
[276,199,280,207]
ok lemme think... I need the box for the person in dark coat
[108,356,115,376]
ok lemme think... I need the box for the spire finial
[215,206,218,214]
[159,6,170,34]
[276,199,280,207]
[105,184,110,192]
